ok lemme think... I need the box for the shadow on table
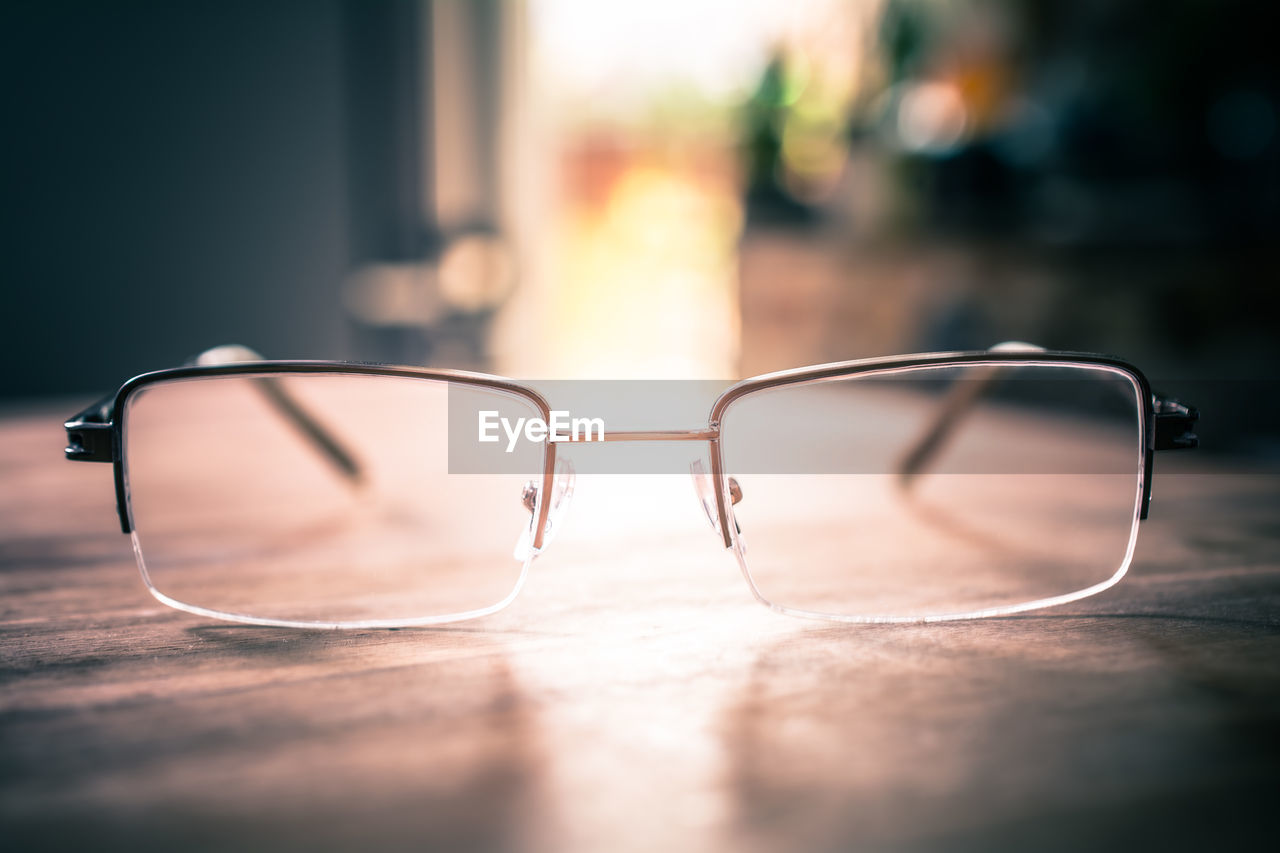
[2,629,552,853]
[182,620,526,659]
[720,608,1280,852]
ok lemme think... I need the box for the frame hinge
[1154,398,1199,451]
[64,421,116,462]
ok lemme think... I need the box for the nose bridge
[538,426,735,550]
[597,426,737,550]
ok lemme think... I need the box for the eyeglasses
[64,344,1199,629]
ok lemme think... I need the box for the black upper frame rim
[707,351,1155,545]
[106,361,559,539]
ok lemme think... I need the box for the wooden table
[2,403,1279,851]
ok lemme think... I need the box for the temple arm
[65,344,364,485]
[896,342,1042,488]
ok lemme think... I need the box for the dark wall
[2,0,359,398]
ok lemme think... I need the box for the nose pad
[689,460,745,552]
[546,457,576,543]
[513,457,576,561]
[689,459,722,535]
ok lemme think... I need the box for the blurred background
[3,0,1277,449]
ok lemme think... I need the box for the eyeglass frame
[64,347,1200,617]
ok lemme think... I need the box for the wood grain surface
[2,403,1279,852]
